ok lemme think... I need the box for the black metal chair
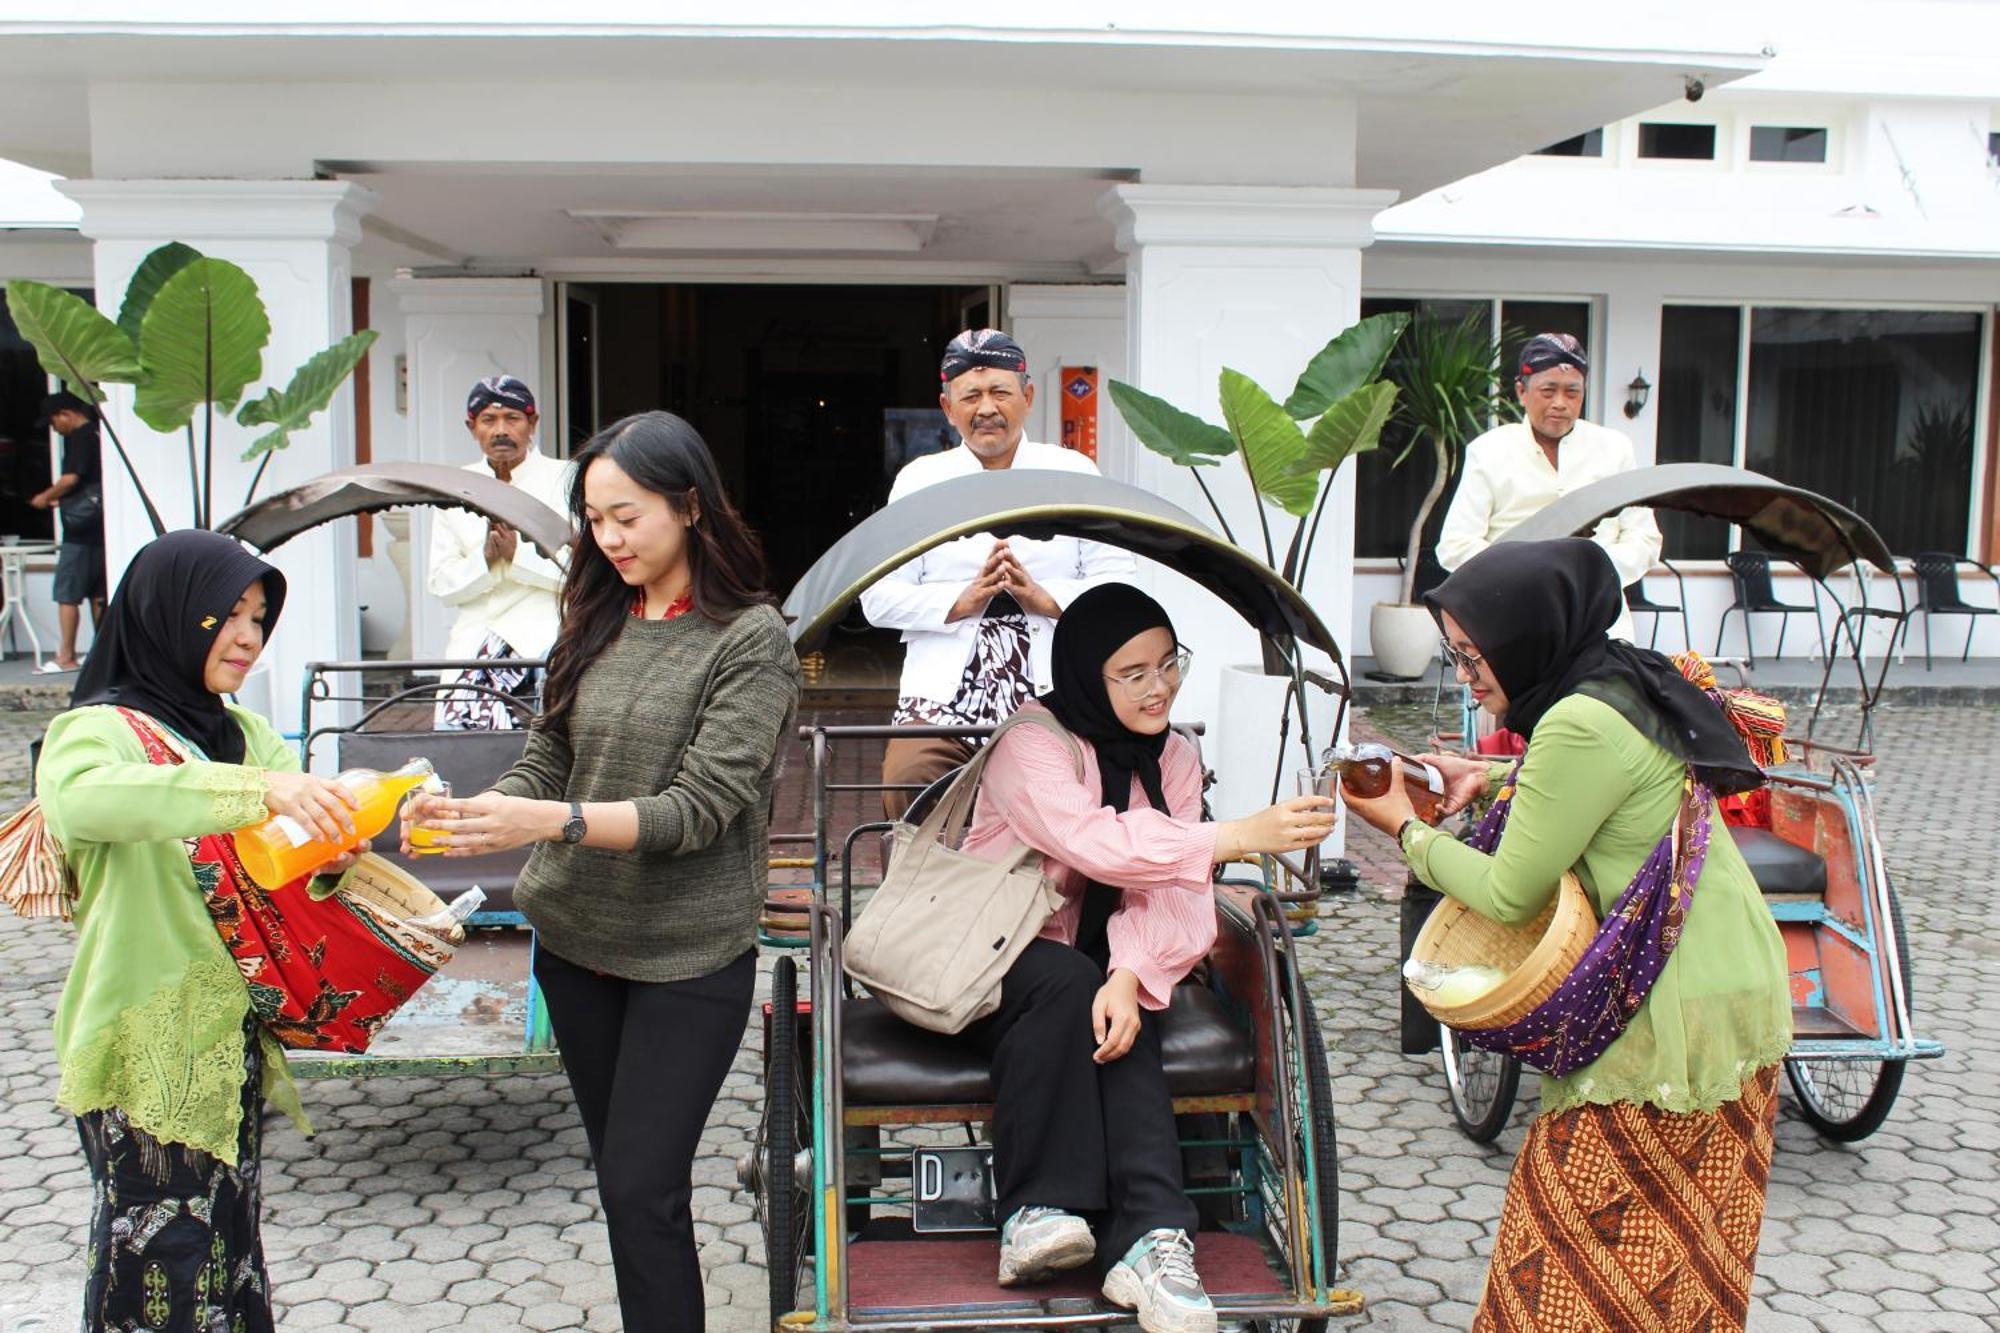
[1713,550,1825,667]
[1624,558,1691,652]
[1905,551,2000,669]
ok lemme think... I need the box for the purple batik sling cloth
[1456,764,1714,1077]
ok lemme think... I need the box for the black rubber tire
[1785,874,1912,1142]
[763,958,811,1322]
[1289,981,1341,1333]
[1440,1025,1522,1143]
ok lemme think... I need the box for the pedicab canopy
[782,469,1341,664]
[216,462,572,564]
[1492,464,1897,580]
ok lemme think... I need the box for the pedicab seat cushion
[1727,825,1827,897]
[841,982,1255,1106]
[338,728,533,916]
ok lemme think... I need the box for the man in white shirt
[427,375,571,728]
[1436,332,1661,644]
[862,329,1134,815]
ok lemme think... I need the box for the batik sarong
[78,1020,273,1333]
[436,631,541,731]
[1473,1064,1780,1332]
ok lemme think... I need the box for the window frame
[1656,297,1993,560]
[1630,117,1727,169]
[1741,121,1841,176]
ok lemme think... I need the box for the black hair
[540,410,773,732]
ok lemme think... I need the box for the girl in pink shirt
[953,583,1334,1333]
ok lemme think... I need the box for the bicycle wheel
[1440,1025,1521,1144]
[761,958,813,1320]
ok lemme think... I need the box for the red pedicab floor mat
[846,1232,1291,1313]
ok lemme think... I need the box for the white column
[385,277,546,660]
[1101,183,1397,824]
[58,179,376,746]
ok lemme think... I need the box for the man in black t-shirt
[30,391,106,671]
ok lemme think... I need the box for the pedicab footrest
[841,985,1255,1106]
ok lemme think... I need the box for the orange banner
[1058,365,1098,460]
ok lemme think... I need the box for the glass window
[1656,306,1742,558]
[1750,126,1828,163]
[1534,130,1604,157]
[1638,123,1717,160]
[1746,308,1982,556]
[1988,131,1999,167]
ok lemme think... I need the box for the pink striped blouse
[960,703,1220,1010]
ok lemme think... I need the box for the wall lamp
[1623,371,1652,419]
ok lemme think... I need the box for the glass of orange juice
[409,780,451,855]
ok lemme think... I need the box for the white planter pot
[1370,602,1438,680]
[1211,662,1343,857]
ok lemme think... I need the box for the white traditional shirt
[427,448,572,659]
[1436,418,1663,643]
[860,439,1136,704]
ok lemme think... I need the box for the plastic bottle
[409,886,486,941]
[234,758,436,890]
[1324,742,1449,822]
[1402,957,1509,1008]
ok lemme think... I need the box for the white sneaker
[997,1205,1096,1287]
[1101,1229,1217,1333]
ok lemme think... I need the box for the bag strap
[908,709,1086,852]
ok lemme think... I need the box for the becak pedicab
[751,469,1362,1332]
[1404,464,1942,1143]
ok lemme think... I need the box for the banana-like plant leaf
[116,241,203,348]
[1106,378,1234,467]
[1219,368,1317,518]
[133,258,270,433]
[4,280,141,397]
[1282,311,1409,420]
[1292,381,1399,477]
[237,330,380,459]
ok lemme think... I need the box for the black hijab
[72,530,288,765]
[1425,538,1762,795]
[1038,582,1177,814]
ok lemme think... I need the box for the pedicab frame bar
[777,471,1363,1330]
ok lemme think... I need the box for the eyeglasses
[1439,639,1488,676]
[1104,648,1193,700]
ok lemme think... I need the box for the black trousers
[965,938,1197,1268]
[533,946,757,1333]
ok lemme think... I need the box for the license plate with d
[912,1147,997,1233]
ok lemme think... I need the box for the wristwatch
[561,802,587,844]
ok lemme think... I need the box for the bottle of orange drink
[234,758,437,889]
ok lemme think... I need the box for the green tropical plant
[6,242,379,534]
[1380,311,1520,606]
[1107,312,1408,593]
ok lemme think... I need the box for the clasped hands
[949,540,1060,621]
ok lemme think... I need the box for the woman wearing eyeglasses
[947,582,1334,1333]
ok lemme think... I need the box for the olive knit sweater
[494,603,801,981]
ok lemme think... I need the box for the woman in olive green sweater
[39,530,363,1333]
[404,411,800,1333]
[1344,539,1789,1333]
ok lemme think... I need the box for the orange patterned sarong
[1473,1065,1780,1332]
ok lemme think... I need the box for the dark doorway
[564,282,988,595]
[0,294,67,541]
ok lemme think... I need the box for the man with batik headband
[1437,332,1661,644]
[862,330,1135,817]
[427,375,572,729]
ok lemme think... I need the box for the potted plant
[7,241,379,535]
[1106,313,1407,811]
[1368,311,1518,678]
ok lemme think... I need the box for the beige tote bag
[843,710,1084,1034]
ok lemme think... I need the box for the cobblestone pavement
[2,700,1995,1331]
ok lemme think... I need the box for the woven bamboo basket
[1407,871,1596,1030]
[335,853,466,946]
